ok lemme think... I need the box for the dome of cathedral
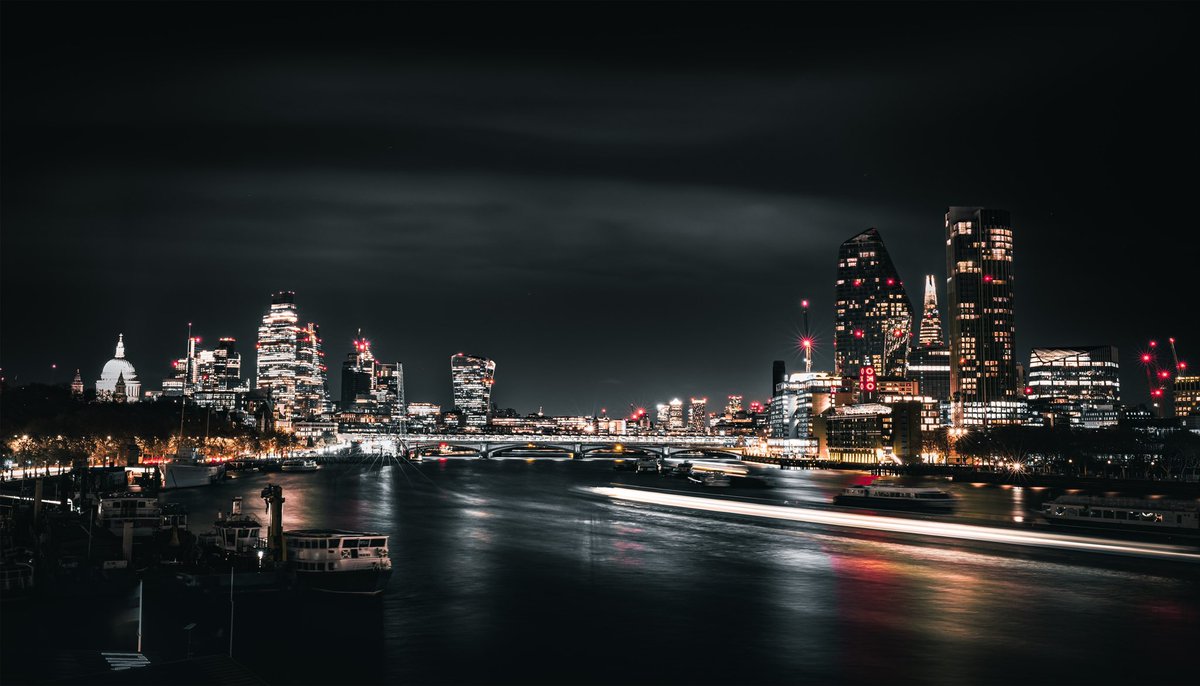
[96,334,141,401]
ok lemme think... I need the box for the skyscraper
[450,353,495,430]
[946,207,1023,426]
[256,291,300,426]
[725,395,744,416]
[338,334,405,433]
[688,397,708,433]
[833,228,914,381]
[668,398,684,431]
[341,334,377,406]
[295,322,329,420]
[906,275,952,402]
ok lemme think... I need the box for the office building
[1026,346,1121,427]
[689,397,708,434]
[451,353,496,429]
[813,401,922,464]
[907,275,952,402]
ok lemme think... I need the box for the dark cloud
[2,2,1196,411]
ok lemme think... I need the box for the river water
[152,459,1195,685]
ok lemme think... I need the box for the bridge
[331,434,748,461]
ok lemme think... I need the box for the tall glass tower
[256,291,300,428]
[833,228,914,380]
[907,275,952,402]
[945,207,1022,426]
[450,353,496,430]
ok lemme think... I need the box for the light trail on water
[590,486,1200,563]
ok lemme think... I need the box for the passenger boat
[1038,495,1199,535]
[285,530,392,595]
[162,450,225,489]
[179,497,289,592]
[281,458,320,473]
[833,484,956,512]
[97,493,165,538]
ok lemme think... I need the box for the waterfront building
[946,207,1023,426]
[725,395,744,416]
[336,334,405,433]
[1176,375,1200,418]
[341,334,376,406]
[834,228,914,382]
[689,398,708,434]
[451,353,496,430]
[668,398,685,431]
[1026,346,1121,427]
[96,334,141,402]
[770,371,839,439]
[812,401,922,464]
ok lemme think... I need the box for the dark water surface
[152,460,1195,685]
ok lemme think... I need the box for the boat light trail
[590,486,1200,563]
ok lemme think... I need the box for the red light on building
[801,300,809,308]
[801,338,812,349]
[1149,340,1157,348]
[853,279,862,287]
[1025,387,1033,395]
[1159,371,1171,379]
[1180,362,1189,371]
[1141,354,1152,363]
[853,329,864,339]
[886,278,895,286]
[892,329,902,337]
[983,274,993,283]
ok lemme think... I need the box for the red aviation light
[1149,340,1158,348]
[1141,354,1152,363]
[801,299,810,308]
[983,274,993,283]
[886,278,895,286]
[1180,362,1189,371]
[1025,387,1034,395]
[801,338,813,349]
[1159,371,1171,380]
[893,329,903,338]
[853,330,865,339]
[853,279,862,287]
[1152,389,1164,398]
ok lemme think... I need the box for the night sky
[2,2,1195,414]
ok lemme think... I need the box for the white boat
[281,458,320,473]
[1038,495,1199,534]
[833,484,956,512]
[162,459,225,489]
[285,530,392,595]
[97,493,165,538]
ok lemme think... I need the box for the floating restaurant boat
[1038,495,1200,535]
[281,458,320,473]
[285,530,392,595]
[833,484,956,512]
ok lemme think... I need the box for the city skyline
[2,2,1195,413]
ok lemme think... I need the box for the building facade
[96,334,141,402]
[451,353,496,430]
[906,275,952,402]
[1026,346,1121,427]
[1172,375,1199,419]
[688,398,708,434]
[813,401,922,464]
[946,207,1023,426]
[833,228,914,381]
[255,291,328,430]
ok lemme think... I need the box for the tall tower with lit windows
[945,207,1022,426]
[833,228,914,380]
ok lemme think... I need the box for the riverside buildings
[450,353,496,430]
[946,207,1024,426]
[833,228,914,381]
[906,275,952,403]
[337,334,406,434]
[1026,346,1121,427]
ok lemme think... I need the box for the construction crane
[800,299,813,373]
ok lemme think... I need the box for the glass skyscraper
[256,291,328,430]
[834,228,914,381]
[451,353,496,429]
[946,207,1023,426]
[906,275,951,402]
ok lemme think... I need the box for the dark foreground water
[13,460,1200,685]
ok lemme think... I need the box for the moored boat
[1038,495,1199,535]
[285,529,392,595]
[833,484,956,512]
[281,458,320,473]
[162,455,224,489]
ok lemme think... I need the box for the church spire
[115,333,126,359]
